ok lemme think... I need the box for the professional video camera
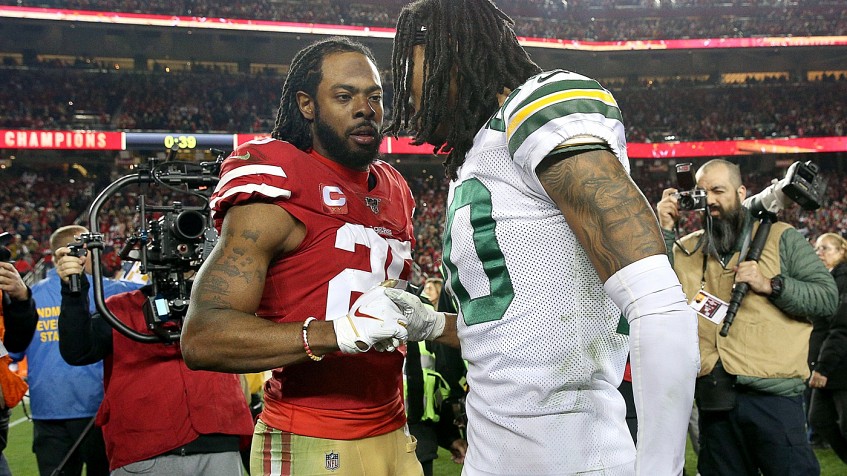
[674,163,707,212]
[743,160,827,217]
[72,149,224,343]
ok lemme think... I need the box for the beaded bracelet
[302,317,323,362]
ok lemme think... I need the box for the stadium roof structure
[2,5,846,78]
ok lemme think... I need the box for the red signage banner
[626,137,847,159]
[1,130,123,150]
[5,130,847,159]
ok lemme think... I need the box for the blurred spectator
[8,225,142,476]
[808,232,847,462]
[0,259,38,476]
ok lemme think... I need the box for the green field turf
[5,403,844,475]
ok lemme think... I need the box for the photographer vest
[673,220,812,380]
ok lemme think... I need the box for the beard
[704,199,747,257]
[314,106,383,170]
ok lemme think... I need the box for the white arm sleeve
[604,254,700,476]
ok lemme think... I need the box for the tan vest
[673,221,811,379]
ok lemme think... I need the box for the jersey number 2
[325,223,411,319]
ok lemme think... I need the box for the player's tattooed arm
[181,202,315,373]
[537,148,666,282]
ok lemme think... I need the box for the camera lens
[172,210,206,241]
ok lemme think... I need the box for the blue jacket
[10,269,141,420]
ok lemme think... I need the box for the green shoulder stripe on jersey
[507,98,623,156]
[487,115,506,132]
[486,85,526,132]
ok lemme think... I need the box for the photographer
[0,262,37,355]
[656,159,837,475]
[0,258,37,476]
[54,247,254,475]
[8,225,141,476]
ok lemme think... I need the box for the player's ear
[296,91,315,121]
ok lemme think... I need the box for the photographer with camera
[53,245,254,475]
[656,159,837,475]
[7,225,142,476]
[0,234,38,476]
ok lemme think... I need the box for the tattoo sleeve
[193,224,268,312]
[537,149,666,281]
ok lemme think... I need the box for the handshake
[333,282,447,354]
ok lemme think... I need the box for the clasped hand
[333,284,446,354]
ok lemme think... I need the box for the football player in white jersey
[379,1,701,475]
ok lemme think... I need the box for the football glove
[333,286,408,353]
[383,287,446,341]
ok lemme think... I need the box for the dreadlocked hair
[271,37,378,151]
[387,0,542,180]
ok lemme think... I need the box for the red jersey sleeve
[210,138,295,229]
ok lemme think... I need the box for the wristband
[302,317,323,362]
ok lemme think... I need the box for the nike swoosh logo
[230,152,251,160]
[353,309,382,321]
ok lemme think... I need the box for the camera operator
[7,225,142,476]
[656,159,837,475]
[53,247,254,475]
[0,253,37,476]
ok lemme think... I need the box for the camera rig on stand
[72,149,225,343]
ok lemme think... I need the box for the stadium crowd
[3,0,846,40]
[1,1,846,474]
[0,66,280,134]
[2,63,846,144]
[0,171,91,270]
[3,160,846,284]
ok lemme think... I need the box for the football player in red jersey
[182,38,423,476]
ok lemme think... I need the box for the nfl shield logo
[325,451,340,471]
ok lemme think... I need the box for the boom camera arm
[74,148,225,344]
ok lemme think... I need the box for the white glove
[383,287,446,341]
[333,287,409,353]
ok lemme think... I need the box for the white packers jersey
[443,70,635,475]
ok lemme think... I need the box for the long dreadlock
[271,37,378,151]
[387,0,542,180]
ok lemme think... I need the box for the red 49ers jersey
[210,138,416,439]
